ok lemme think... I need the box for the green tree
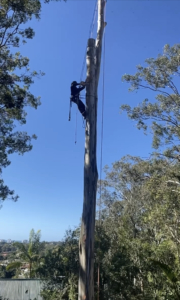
[7,228,44,278]
[39,226,110,300]
[0,0,61,203]
[121,44,180,159]
[0,264,16,278]
[39,229,79,299]
[98,155,180,299]
[116,44,180,298]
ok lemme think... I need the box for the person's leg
[71,96,77,104]
[77,99,86,118]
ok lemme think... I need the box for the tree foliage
[6,228,44,278]
[39,229,79,300]
[121,44,180,158]
[76,154,178,299]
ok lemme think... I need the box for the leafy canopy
[121,44,180,159]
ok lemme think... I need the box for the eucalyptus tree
[121,44,180,159]
[98,155,180,299]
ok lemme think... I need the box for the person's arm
[76,85,85,93]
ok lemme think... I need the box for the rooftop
[0,279,43,300]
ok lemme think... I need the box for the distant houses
[1,252,8,258]
[0,239,28,243]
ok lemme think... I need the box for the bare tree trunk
[78,1,106,300]
[78,38,97,300]
[95,0,106,86]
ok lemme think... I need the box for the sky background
[0,0,180,241]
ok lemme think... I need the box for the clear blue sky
[0,0,180,241]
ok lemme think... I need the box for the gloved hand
[80,81,86,86]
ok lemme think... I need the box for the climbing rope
[90,0,98,38]
[98,4,106,298]
[99,1,106,234]
[74,0,98,144]
[80,0,98,82]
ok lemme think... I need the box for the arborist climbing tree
[70,81,87,119]
[78,0,106,300]
[67,0,106,299]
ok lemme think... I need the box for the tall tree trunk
[78,1,106,300]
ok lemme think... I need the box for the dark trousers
[71,96,86,116]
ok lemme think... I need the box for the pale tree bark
[78,1,106,300]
